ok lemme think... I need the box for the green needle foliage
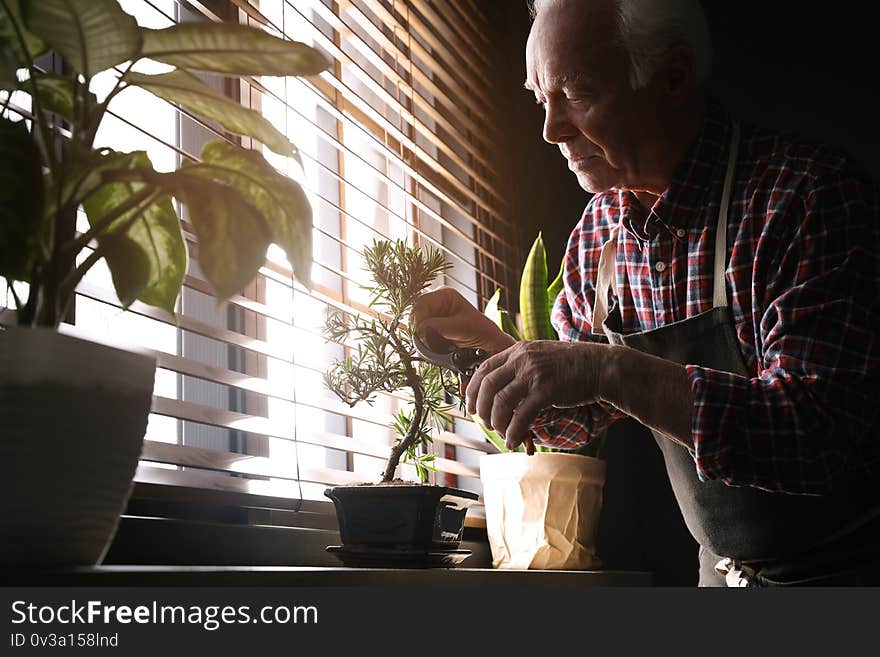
[323,240,459,484]
[0,0,329,327]
[482,233,607,459]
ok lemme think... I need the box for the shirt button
[654,261,667,273]
[676,228,686,238]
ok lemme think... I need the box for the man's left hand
[466,340,610,451]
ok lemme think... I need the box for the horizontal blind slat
[74,280,494,437]
[301,0,497,162]
[141,440,480,482]
[133,466,486,523]
[102,76,512,278]
[326,0,496,125]
[183,0,509,217]
[68,0,511,504]
[353,0,496,124]
[391,0,494,95]
[413,0,492,72]
[149,395,493,454]
[102,70,514,277]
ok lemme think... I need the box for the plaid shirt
[531,100,880,495]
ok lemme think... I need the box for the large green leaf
[0,0,45,65]
[48,148,131,224]
[0,44,15,88]
[198,140,312,287]
[519,232,555,340]
[82,151,186,313]
[20,72,96,121]
[141,22,329,77]
[23,0,140,77]
[125,69,299,159]
[164,172,272,300]
[0,116,43,281]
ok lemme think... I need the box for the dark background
[485,1,879,584]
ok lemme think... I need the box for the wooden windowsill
[0,565,652,587]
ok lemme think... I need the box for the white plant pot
[480,452,606,570]
[0,326,155,566]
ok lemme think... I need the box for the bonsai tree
[323,239,461,484]
[0,0,329,327]
[480,232,606,458]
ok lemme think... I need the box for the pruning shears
[413,326,536,455]
[412,325,490,384]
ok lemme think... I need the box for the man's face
[525,0,654,193]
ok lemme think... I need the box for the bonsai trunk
[380,364,424,484]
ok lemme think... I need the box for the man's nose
[542,99,575,144]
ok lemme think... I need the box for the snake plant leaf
[500,310,522,342]
[546,252,565,314]
[519,232,556,341]
[198,140,312,288]
[484,288,503,329]
[0,0,46,65]
[162,171,272,301]
[125,69,299,159]
[484,288,522,341]
[473,414,524,454]
[19,72,97,121]
[82,151,186,313]
[0,116,43,281]
[23,0,140,78]
[140,22,330,77]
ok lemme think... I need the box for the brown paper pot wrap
[480,452,606,570]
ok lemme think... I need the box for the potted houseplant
[0,0,327,565]
[322,239,479,568]
[478,233,607,570]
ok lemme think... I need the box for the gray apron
[592,124,880,586]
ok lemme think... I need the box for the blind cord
[283,7,304,513]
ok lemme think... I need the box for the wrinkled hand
[412,287,533,451]
[466,340,609,452]
[411,286,515,354]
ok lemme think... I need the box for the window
[3,0,516,528]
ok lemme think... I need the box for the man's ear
[658,44,698,98]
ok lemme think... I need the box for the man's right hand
[413,286,535,455]
[411,286,515,354]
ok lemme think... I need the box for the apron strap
[713,122,740,309]
[591,121,741,338]
[591,218,621,337]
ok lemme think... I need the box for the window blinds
[6,0,516,522]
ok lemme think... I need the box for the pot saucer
[326,545,472,568]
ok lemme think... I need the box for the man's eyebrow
[523,73,591,93]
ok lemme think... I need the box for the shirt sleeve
[687,169,880,494]
[529,206,625,450]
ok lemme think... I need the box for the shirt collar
[622,99,733,239]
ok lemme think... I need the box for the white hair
[529,0,712,89]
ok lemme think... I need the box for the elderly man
[413,0,880,586]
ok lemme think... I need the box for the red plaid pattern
[531,100,880,494]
